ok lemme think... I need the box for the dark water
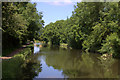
[32,43,120,79]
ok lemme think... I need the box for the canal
[32,43,120,79]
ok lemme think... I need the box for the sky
[31,1,78,26]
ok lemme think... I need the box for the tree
[2,2,44,56]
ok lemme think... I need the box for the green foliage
[2,2,28,39]
[99,33,120,58]
[41,2,120,58]
[83,23,107,52]
[2,48,42,79]
[2,2,44,55]
[67,25,83,49]
[2,58,23,79]
[2,2,120,58]
[41,20,65,45]
[2,48,31,79]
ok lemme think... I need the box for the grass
[2,48,32,79]
[2,57,24,79]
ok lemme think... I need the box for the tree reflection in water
[44,50,119,78]
[22,53,42,80]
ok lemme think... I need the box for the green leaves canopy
[42,2,120,58]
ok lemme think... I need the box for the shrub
[99,33,120,58]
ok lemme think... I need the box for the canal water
[32,43,120,79]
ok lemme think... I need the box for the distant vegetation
[41,2,120,58]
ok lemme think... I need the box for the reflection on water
[35,56,66,78]
[32,45,120,78]
[34,46,40,53]
[34,43,41,53]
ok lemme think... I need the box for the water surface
[33,44,120,78]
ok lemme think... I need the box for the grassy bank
[2,41,34,57]
[2,42,42,79]
[2,48,33,79]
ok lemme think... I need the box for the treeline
[2,2,44,56]
[41,2,120,58]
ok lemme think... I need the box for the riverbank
[2,41,42,79]
[2,41,120,79]
[2,47,33,79]
[1,42,34,59]
[0,48,24,59]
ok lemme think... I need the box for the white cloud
[64,0,73,4]
[30,0,82,6]
[46,0,75,6]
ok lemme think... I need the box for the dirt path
[0,57,12,59]
[0,45,27,60]
[7,48,24,57]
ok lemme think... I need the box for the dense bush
[99,33,120,58]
